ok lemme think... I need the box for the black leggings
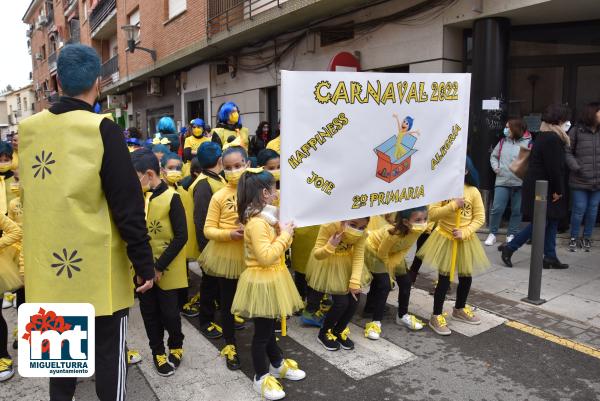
[294,272,307,300]
[252,318,283,379]
[365,273,392,321]
[218,277,238,346]
[198,270,219,326]
[305,286,323,314]
[320,293,359,336]
[409,232,430,283]
[395,273,413,317]
[0,306,8,359]
[433,274,472,315]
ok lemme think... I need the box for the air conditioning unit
[35,83,41,91]
[35,53,43,60]
[147,77,162,96]
[38,15,48,26]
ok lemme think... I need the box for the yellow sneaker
[364,321,382,340]
[452,306,481,325]
[429,313,451,336]
[0,358,15,382]
[127,350,142,364]
[168,348,183,368]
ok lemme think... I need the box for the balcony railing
[207,0,285,38]
[101,55,119,79]
[90,0,116,33]
[48,51,57,72]
[64,0,77,12]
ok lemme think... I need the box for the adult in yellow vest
[19,44,155,401]
[187,142,227,339]
[212,102,249,151]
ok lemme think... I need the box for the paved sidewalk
[414,233,600,349]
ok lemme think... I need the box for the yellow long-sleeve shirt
[204,184,240,242]
[428,185,485,239]
[313,222,366,290]
[266,136,280,154]
[244,217,292,268]
[367,225,422,271]
[184,135,211,152]
[0,213,22,249]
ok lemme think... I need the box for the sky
[0,2,34,91]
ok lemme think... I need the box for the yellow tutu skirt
[0,245,22,293]
[291,226,319,274]
[364,246,408,276]
[416,230,490,277]
[306,253,372,295]
[199,240,245,279]
[231,266,304,319]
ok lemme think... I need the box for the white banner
[280,71,471,227]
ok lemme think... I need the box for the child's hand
[454,198,465,209]
[154,269,163,282]
[230,227,245,240]
[279,221,295,236]
[349,287,361,300]
[328,231,343,247]
[135,276,154,293]
[392,112,398,118]
[452,229,463,239]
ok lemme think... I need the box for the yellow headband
[245,167,264,174]
[152,137,170,145]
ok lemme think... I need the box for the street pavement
[2,233,600,401]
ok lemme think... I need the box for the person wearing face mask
[18,44,155,400]
[212,102,249,151]
[231,168,305,400]
[363,207,429,340]
[305,217,370,351]
[257,149,280,201]
[183,118,211,164]
[162,153,185,188]
[249,121,271,158]
[418,157,490,336]
[132,149,188,377]
[485,118,532,246]
[499,104,572,270]
[565,102,600,253]
[0,143,18,216]
[186,142,226,338]
[199,145,250,370]
[156,116,181,155]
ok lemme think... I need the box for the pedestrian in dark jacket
[500,104,572,269]
[566,102,600,252]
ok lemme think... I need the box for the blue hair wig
[57,44,101,97]
[152,144,170,154]
[191,118,205,128]
[157,117,176,134]
[465,156,480,188]
[161,152,182,167]
[131,148,160,175]
[0,142,13,158]
[404,116,414,131]
[196,142,222,169]
[180,127,188,135]
[217,102,241,125]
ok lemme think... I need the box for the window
[128,8,140,42]
[168,0,186,19]
[216,63,229,75]
[23,97,28,112]
[320,25,354,47]
[41,44,46,59]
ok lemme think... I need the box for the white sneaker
[2,293,15,309]
[0,358,14,382]
[506,235,514,243]
[484,233,496,246]
[253,374,285,400]
[364,321,381,340]
[396,314,424,331]
[269,359,306,381]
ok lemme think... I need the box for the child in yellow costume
[392,113,419,160]
[306,217,370,352]
[418,157,490,336]
[132,149,188,376]
[0,143,18,216]
[213,102,249,150]
[231,168,305,400]
[0,212,23,383]
[363,207,428,341]
[257,149,280,205]
[199,145,249,370]
[183,118,212,175]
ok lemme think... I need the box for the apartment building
[4,85,36,133]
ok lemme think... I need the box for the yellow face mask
[165,170,183,185]
[0,162,12,173]
[224,167,245,186]
[342,226,364,244]
[410,222,428,234]
[270,169,281,182]
[192,127,203,138]
[229,111,239,124]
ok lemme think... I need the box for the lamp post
[121,24,157,62]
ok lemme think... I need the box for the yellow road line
[506,320,600,360]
